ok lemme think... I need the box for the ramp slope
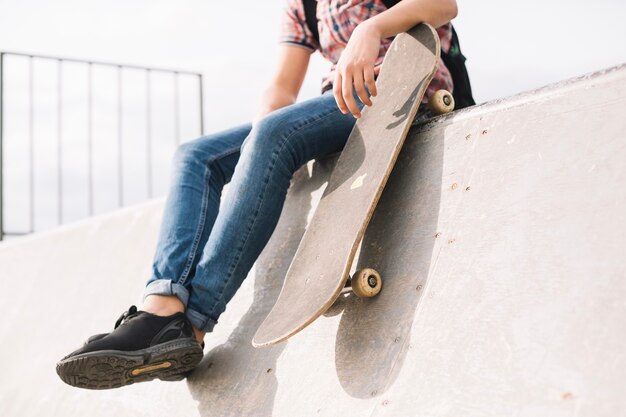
[1,64,625,417]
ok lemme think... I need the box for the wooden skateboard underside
[253,24,440,348]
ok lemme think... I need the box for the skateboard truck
[342,268,383,298]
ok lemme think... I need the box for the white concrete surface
[0,63,625,417]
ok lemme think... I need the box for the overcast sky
[1,0,625,234]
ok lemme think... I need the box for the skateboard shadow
[323,82,423,197]
[187,162,333,417]
[322,129,365,196]
[328,122,446,398]
[386,82,425,130]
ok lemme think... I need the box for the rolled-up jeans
[143,89,428,332]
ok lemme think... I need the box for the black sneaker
[56,305,204,390]
[159,341,205,382]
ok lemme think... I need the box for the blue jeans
[144,88,431,332]
[143,90,368,332]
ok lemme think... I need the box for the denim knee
[171,137,238,189]
[172,139,207,170]
[241,113,311,174]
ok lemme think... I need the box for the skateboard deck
[252,23,441,348]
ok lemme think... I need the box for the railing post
[117,65,124,208]
[28,56,35,233]
[199,73,204,135]
[0,52,203,237]
[0,52,4,241]
[146,69,152,198]
[87,62,94,216]
[57,59,63,226]
[173,72,180,146]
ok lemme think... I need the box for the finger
[353,69,372,107]
[333,72,348,114]
[364,66,377,97]
[341,71,361,118]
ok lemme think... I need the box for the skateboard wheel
[351,268,382,298]
[428,90,455,115]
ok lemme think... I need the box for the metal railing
[0,51,204,240]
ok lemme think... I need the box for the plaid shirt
[279,0,454,102]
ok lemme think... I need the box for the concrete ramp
[1,63,625,417]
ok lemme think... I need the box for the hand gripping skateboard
[253,23,453,348]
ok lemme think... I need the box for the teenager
[57,0,458,389]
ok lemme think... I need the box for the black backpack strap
[303,0,320,44]
[440,25,475,109]
[381,0,400,8]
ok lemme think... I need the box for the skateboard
[252,23,453,348]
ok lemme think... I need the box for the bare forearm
[362,0,458,39]
[333,0,457,117]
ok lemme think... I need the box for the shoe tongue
[114,305,141,328]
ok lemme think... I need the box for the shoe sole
[56,338,203,389]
